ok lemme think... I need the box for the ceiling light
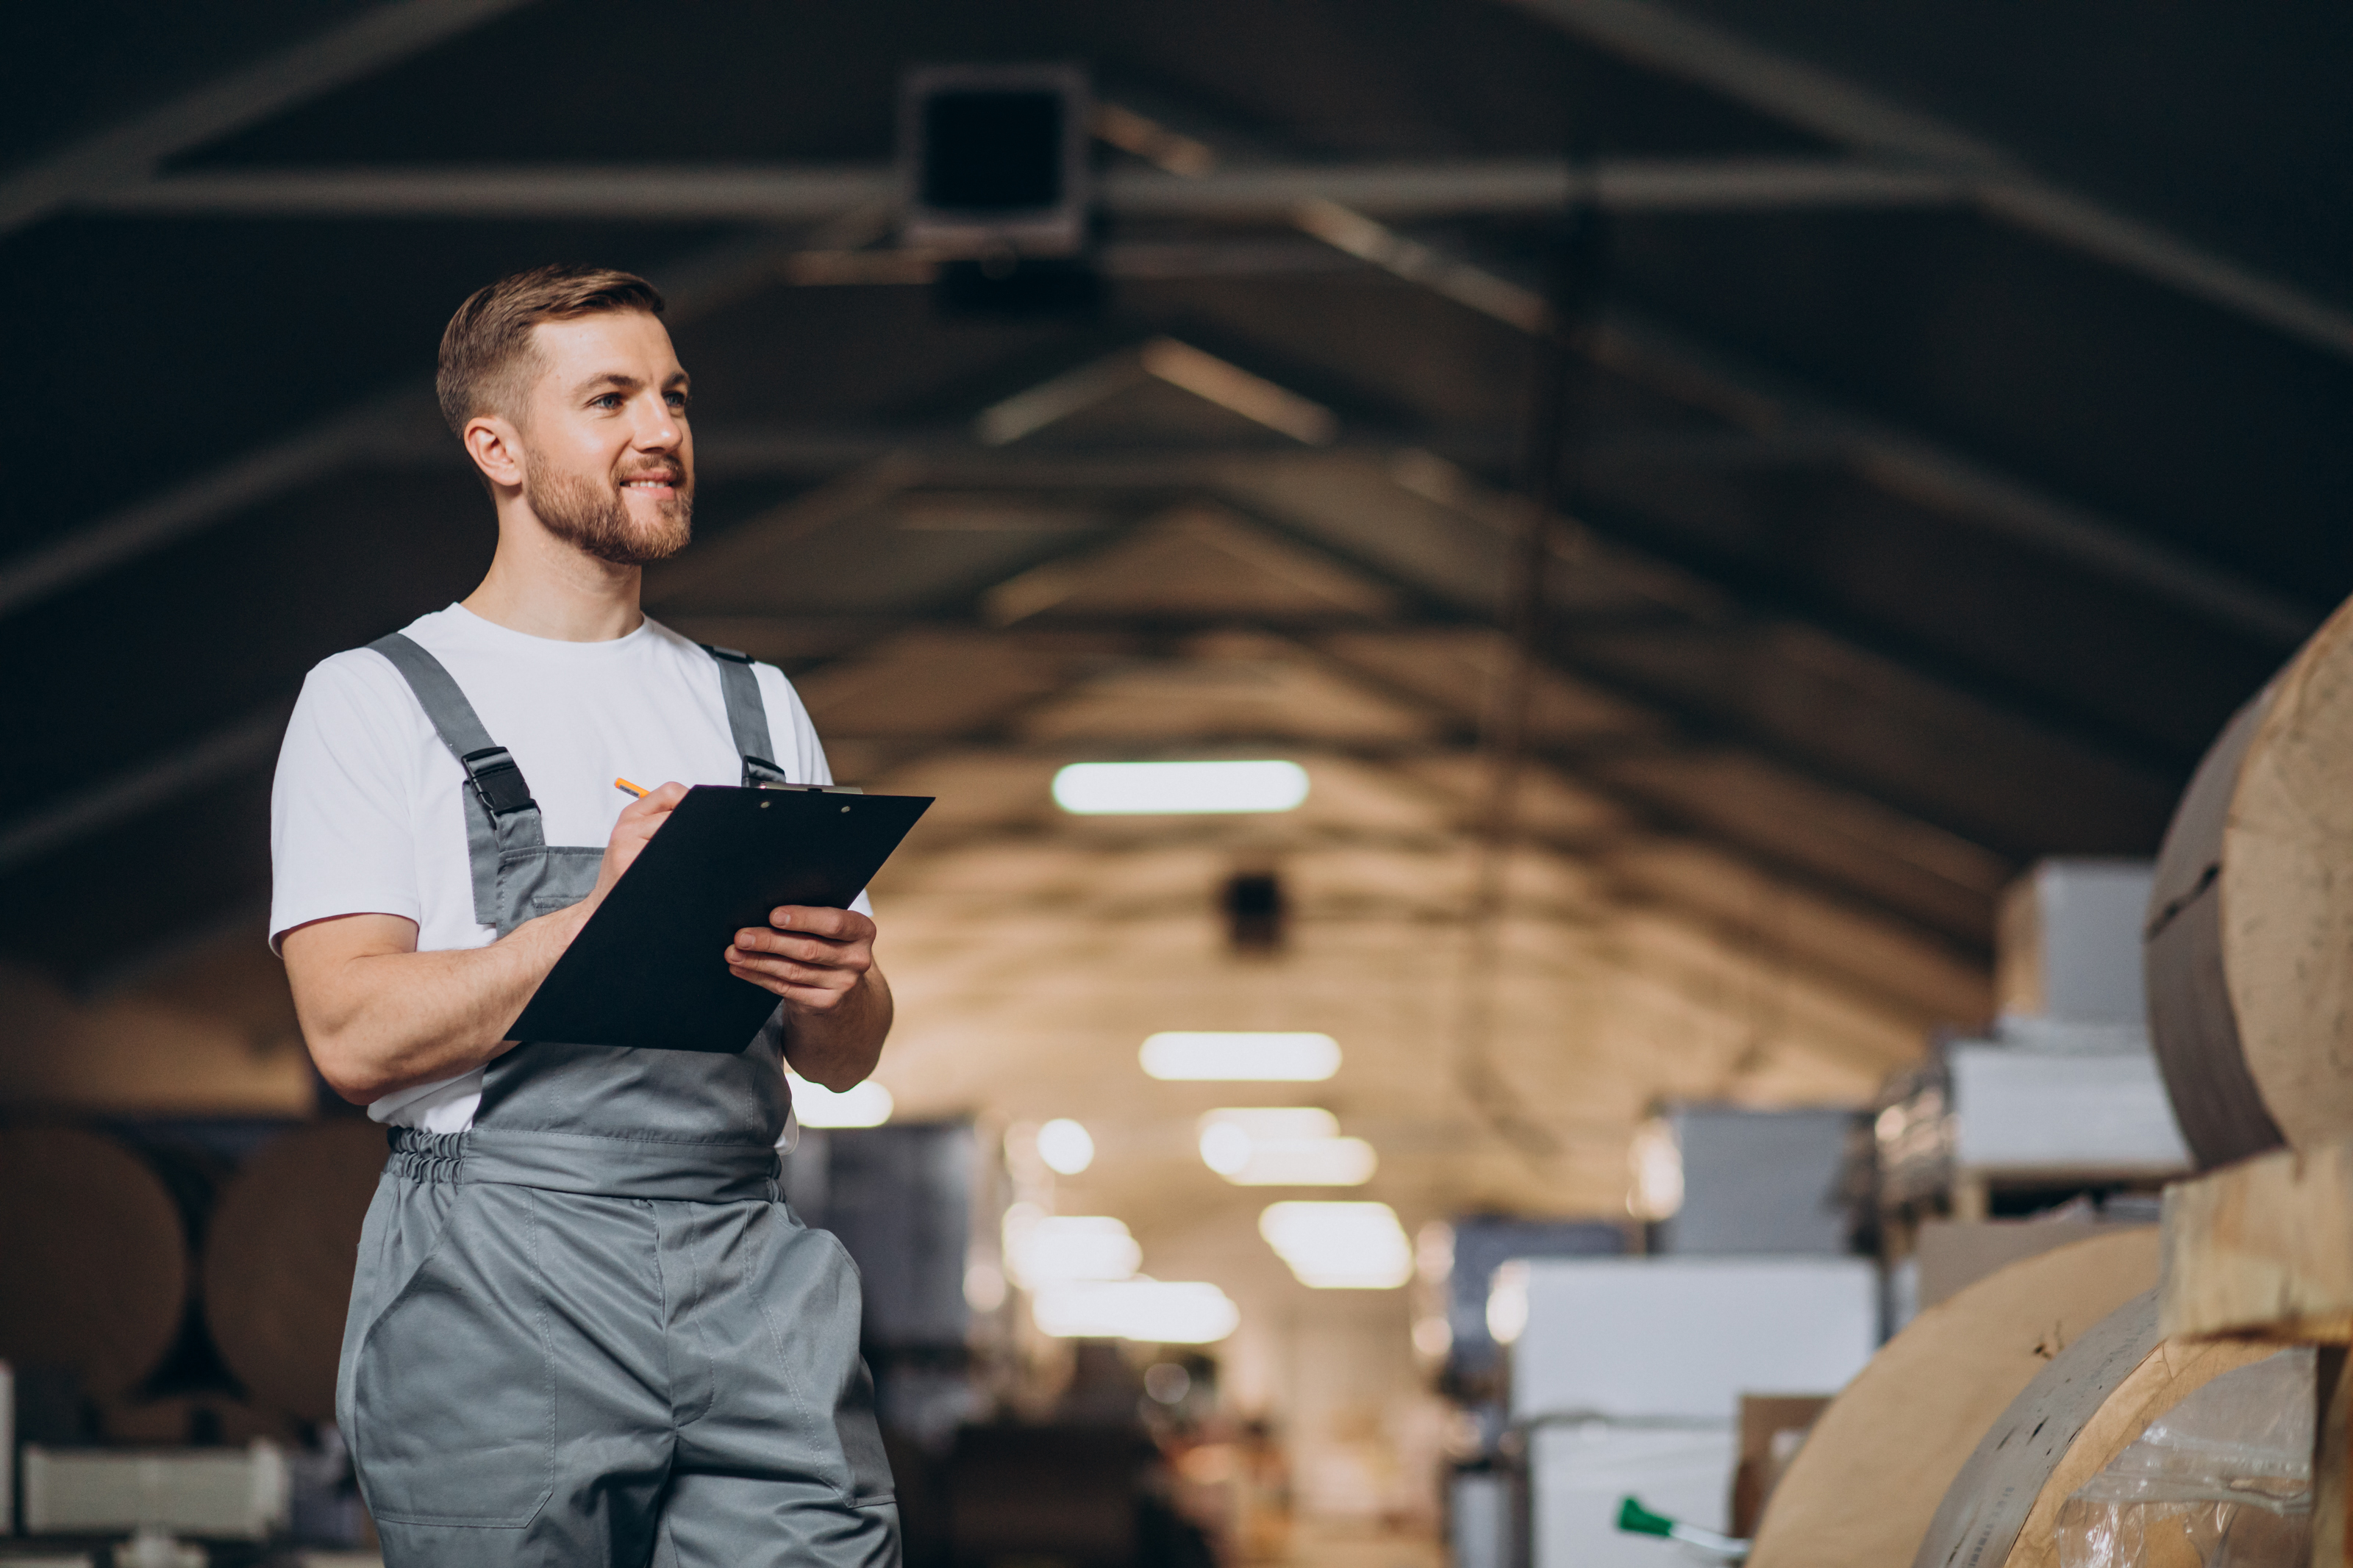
[1001,1206,1140,1289]
[1140,1032,1340,1081]
[788,1073,893,1128]
[1031,1278,1240,1344]
[1052,760,1309,815]
[1202,1108,1339,1142]
[1486,1259,1531,1345]
[1258,1200,1414,1289]
[1627,1117,1685,1221]
[1223,1138,1377,1186]
[1196,1109,1374,1186]
[1037,1118,1096,1175]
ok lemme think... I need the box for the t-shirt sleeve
[269,653,434,952]
[754,662,874,919]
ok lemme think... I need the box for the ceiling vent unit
[901,63,1092,259]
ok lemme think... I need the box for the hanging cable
[1452,158,1610,1164]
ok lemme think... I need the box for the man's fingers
[735,926,870,959]
[767,905,874,940]
[728,939,867,973]
[626,781,690,816]
[727,956,857,998]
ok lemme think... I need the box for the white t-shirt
[269,604,860,1135]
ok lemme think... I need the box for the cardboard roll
[0,1126,190,1402]
[201,1120,387,1423]
[1750,1229,2277,1568]
[1911,1295,2276,1568]
[1748,1230,2156,1568]
[2147,593,2353,1168]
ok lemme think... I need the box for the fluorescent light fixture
[1140,1032,1340,1082]
[1197,1108,1374,1186]
[1032,1278,1240,1344]
[1626,1117,1685,1221]
[1258,1200,1414,1289]
[1052,759,1309,815]
[1486,1259,1531,1345]
[1001,1206,1140,1289]
[1037,1118,1096,1175]
[788,1072,893,1128]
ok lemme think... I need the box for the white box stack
[1947,1042,2188,1173]
[19,1442,289,1539]
[1508,1257,1878,1566]
[1996,859,2154,1030]
[1946,859,2191,1190]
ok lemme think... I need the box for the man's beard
[525,461,693,567]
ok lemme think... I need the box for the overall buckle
[741,753,790,787]
[460,745,538,817]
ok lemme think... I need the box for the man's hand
[729,906,893,1091]
[727,906,875,1012]
[591,781,688,907]
[283,779,690,1106]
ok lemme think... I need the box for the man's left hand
[727,906,875,1014]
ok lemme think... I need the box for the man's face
[512,309,695,566]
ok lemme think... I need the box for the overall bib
[333,634,899,1568]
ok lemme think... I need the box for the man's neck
[462,496,646,642]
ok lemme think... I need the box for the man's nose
[632,395,681,449]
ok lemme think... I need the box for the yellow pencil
[615,777,649,799]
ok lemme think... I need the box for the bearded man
[271,264,899,1567]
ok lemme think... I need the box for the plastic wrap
[2053,1347,2313,1568]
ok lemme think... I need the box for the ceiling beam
[0,220,888,623]
[0,0,538,237]
[85,156,1963,223]
[1585,309,2319,649]
[1087,100,2324,650]
[1501,0,2353,360]
[1199,468,2146,859]
[874,820,1976,1026]
[675,489,2018,944]
[0,701,292,876]
[360,418,1831,479]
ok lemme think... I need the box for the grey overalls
[332,634,899,1568]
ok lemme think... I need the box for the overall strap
[368,632,549,927]
[700,645,791,787]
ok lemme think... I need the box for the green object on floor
[1618,1496,1679,1538]
[1615,1495,1751,1561]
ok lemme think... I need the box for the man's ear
[464,413,526,490]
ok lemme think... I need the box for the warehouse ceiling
[4,0,2348,1212]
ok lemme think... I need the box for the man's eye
[665,392,690,411]
[591,393,623,409]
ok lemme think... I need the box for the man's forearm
[295,905,587,1103]
[782,967,893,1092]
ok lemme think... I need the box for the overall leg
[351,1183,677,1567]
[649,1198,900,1568]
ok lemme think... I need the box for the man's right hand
[285,780,688,1106]
[590,781,688,908]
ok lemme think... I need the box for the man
[272,264,899,1567]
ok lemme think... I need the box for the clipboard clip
[757,781,865,795]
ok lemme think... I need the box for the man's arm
[727,906,893,1091]
[283,782,688,1104]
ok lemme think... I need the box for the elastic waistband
[385,1126,781,1202]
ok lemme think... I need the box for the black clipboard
[507,784,932,1052]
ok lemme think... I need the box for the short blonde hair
[435,263,665,435]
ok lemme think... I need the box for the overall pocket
[754,1211,896,1508]
[352,1184,556,1528]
